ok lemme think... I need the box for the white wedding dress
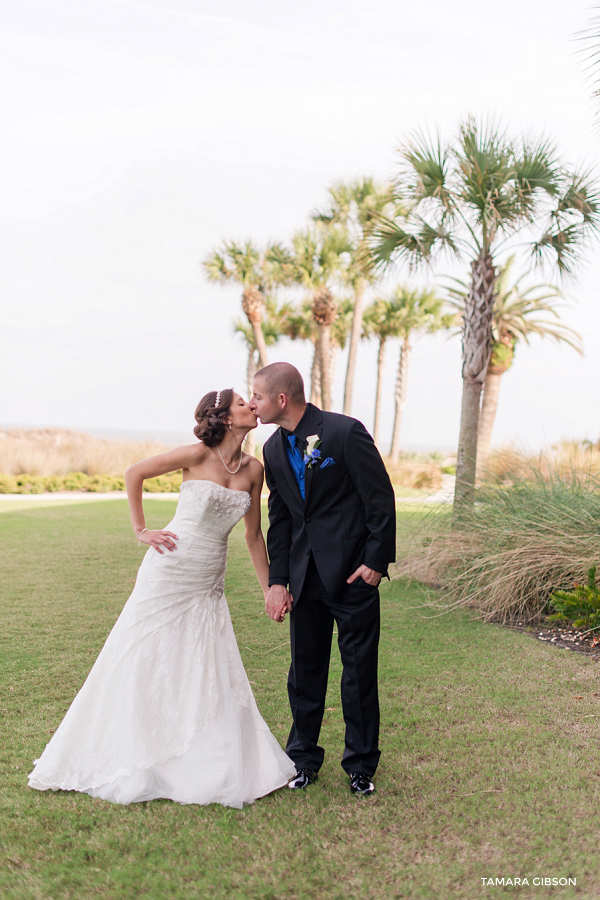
[28,480,295,808]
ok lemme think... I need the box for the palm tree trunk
[242,287,269,370]
[373,336,386,447]
[454,380,483,509]
[343,282,366,415]
[390,339,411,464]
[318,324,333,410]
[453,253,496,513]
[310,342,321,406]
[245,346,257,456]
[476,371,503,480]
[251,322,269,369]
[329,343,338,397]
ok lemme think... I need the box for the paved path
[0,492,180,513]
[396,474,455,504]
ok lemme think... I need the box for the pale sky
[2,0,600,452]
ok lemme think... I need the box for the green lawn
[1,499,600,899]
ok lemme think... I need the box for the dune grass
[0,429,172,477]
[2,499,600,899]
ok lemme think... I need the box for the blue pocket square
[320,457,336,469]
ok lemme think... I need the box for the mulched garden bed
[504,621,600,660]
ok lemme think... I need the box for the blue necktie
[287,434,306,501]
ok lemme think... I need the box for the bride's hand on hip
[138,529,179,553]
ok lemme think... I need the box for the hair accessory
[215,390,221,408]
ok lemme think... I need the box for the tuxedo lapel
[296,404,323,507]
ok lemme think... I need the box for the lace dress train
[28,480,295,808]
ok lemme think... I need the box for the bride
[28,389,296,808]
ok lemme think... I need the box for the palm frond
[555,171,600,224]
[513,139,560,206]
[203,250,231,283]
[575,8,600,124]
[364,285,449,341]
[400,130,453,209]
[530,168,600,274]
[264,241,296,286]
[369,213,459,270]
[311,179,355,225]
[203,240,263,287]
[288,225,350,293]
[532,224,585,275]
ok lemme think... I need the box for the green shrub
[60,472,90,491]
[0,475,18,494]
[0,472,182,493]
[42,475,67,493]
[144,473,182,492]
[549,566,600,629]
[13,474,45,493]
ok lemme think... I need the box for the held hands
[265,584,293,623]
[347,564,382,587]
[137,529,179,554]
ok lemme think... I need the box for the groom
[250,362,396,796]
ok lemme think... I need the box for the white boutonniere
[304,434,322,468]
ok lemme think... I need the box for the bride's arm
[244,460,270,597]
[125,443,204,553]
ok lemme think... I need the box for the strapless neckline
[180,479,251,498]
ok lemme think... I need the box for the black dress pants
[286,554,381,777]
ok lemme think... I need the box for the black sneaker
[288,768,318,790]
[349,772,375,796]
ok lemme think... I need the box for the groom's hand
[265,585,293,623]
[347,565,382,587]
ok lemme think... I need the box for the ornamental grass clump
[398,469,600,623]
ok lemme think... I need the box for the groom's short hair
[255,362,305,405]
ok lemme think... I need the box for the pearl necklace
[216,443,243,474]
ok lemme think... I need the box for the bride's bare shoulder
[182,442,210,465]
[244,453,264,479]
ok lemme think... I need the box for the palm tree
[365,288,450,461]
[363,299,400,448]
[234,297,295,454]
[286,227,351,410]
[330,297,354,397]
[279,300,322,404]
[204,240,289,369]
[234,297,296,396]
[313,178,401,416]
[277,292,353,409]
[371,118,600,508]
[446,256,583,475]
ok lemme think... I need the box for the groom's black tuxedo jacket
[263,403,396,605]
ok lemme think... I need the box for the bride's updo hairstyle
[193,389,234,446]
